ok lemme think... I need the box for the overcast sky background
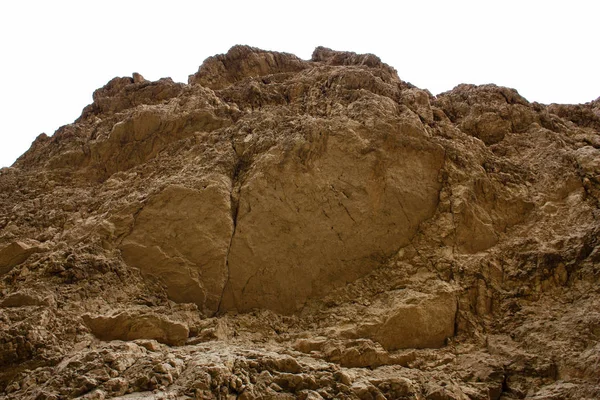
[0,0,598,168]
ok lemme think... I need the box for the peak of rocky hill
[1,45,599,399]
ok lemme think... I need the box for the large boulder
[82,312,189,346]
[221,122,445,314]
[120,183,233,314]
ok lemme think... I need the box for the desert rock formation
[1,45,599,399]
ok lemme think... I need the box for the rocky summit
[0,45,599,399]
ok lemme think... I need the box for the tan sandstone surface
[0,45,599,399]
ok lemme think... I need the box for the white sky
[0,0,598,168]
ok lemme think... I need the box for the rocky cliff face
[1,45,599,399]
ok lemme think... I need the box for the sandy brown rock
[222,122,445,314]
[121,183,233,314]
[0,290,52,307]
[0,240,41,275]
[82,312,189,346]
[435,83,541,145]
[189,45,309,90]
[0,45,599,399]
[370,291,457,350]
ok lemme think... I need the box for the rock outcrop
[82,312,189,346]
[0,240,41,275]
[0,45,599,399]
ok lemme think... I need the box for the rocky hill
[0,45,599,399]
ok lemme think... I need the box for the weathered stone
[221,126,445,314]
[575,146,600,176]
[371,291,457,350]
[132,72,147,84]
[0,240,40,275]
[461,111,511,145]
[82,312,189,346]
[189,45,309,89]
[337,287,457,350]
[0,45,599,399]
[120,183,233,314]
[0,290,52,307]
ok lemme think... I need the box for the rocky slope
[0,45,599,399]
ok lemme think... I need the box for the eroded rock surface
[0,45,599,399]
[121,183,233,314]
[0,240,41,275]
[82,312,189,346]
[222,123,445,314]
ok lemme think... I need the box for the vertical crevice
[217,151,244,314]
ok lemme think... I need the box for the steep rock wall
[0,45,599,399]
